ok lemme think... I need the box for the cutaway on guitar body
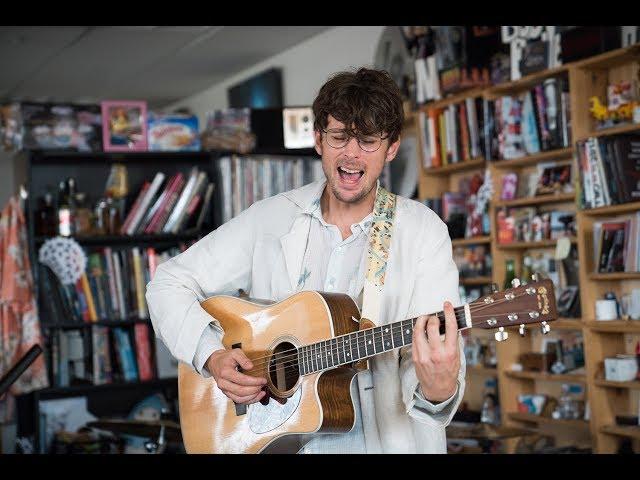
[178,291,362,454]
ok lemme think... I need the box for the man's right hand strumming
[206,349,267,405]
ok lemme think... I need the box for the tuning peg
[490,283,499,293]
[519,324,526,337]
[494,327,508,342]
[511,278,521,288]
[540,321,551,335]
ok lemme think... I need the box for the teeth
[340,167,360,174]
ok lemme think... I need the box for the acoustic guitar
[178,277,557,453]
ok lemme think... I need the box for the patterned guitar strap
[357,186,396,348]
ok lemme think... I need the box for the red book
[146,174,186,234]
[120,181,150,235]
[134,324,154,381]
[147,247,157,279]
[143,173,182,234]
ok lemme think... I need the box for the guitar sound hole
[268,341,299,393]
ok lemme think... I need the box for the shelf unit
[415,43,640,453]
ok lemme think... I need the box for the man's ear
[385,136,401,163]
[314,130,323,156]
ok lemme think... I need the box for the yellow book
[80,272,98,322]
[131,248,148,319]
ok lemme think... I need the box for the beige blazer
[146,180,466,453]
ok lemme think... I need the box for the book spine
[120,182,150,235]
[134,324,154,381]
[80,272,98,322]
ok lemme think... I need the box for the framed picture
[535,163,572,195]
[101,100,148,152]
[557,285,579,317]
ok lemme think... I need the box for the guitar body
[178,291,362,454]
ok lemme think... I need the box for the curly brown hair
[312,67,404,144]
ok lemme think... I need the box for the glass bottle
[74,192,92,236]
[521,255,532,284]
[503,258,516,290]
[57,180,72,236]
[106,196,121,234]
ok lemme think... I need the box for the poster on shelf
[101,100,148,152]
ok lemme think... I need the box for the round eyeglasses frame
[321,128,389,153]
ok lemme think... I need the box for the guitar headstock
[467,277,558,342]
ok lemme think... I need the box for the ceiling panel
[0,26,332,107]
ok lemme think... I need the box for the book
[126,173,166,235]
[120,181,150,235]
[113,328,139,382]
[92,326,112,385]
[134,324,154,381]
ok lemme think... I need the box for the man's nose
[343,136,360,158]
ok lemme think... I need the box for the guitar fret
[349,332,360,362]
[364,329,374,356]
[331,338,339,367]
[382,324,393,351]
[373,327,383,353]
[299,347,305,375]
[337,337,346,365]
[357,331,367,360]
[402,319,413,345]
[312,343,318,372]
[392,321,404,348]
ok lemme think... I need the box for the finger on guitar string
[226,390,266,405]
[443,301,459,350]
[217,378,264,397]
[425,315,440,346]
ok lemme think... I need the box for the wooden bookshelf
[594,379,640,390]
[467,365,498,375]
[422,158,485,175]
[505,370,586,383]
[588,272,640,281]
[578,122,640,141]
[490,147,574,170]
[485,64,569,97]
[494,192,576,208]
[420,86,485,111]
[573,42,640,453]
[507,412,590,429]
[414,43,640,453]
[460,276,492,286]
[580,201,640,216]
[451,235,491,246]
[496,238,577,250]
[599,425,640,441]
[583,320,640,334]
[551,318,584,330]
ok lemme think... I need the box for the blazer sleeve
[399,213,466,428]
[145,204,258,373]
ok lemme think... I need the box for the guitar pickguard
[248,386,303,434]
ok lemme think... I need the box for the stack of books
[120,167,214,235]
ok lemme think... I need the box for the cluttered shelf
[572,43,640,70]
[507,412,590,429]
[494,192,576,209]
[419,86,486,111]
[505,370,586,383]
[496,238,577,250]
[34,232,203,246]
[423,158,485,175]
[489,147,574,170]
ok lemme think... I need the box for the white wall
[167,26,386,126]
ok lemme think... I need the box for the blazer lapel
[280,215,312,292]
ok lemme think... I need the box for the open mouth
[337,166,364,184]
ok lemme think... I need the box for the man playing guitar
[146,68,464,453]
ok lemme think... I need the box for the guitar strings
[240,291,539,374]
[241,291,545,375]
[244,309,547,377]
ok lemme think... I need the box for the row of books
[39,245,187,325]
[593,213,640,273]
[120,167,214,236]
[491,76,571,160]
[418,96,486,168]
[217,155,324,222]
[576,134,640,209]
[49,324,156,387]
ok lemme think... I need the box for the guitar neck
[297,305,470,376]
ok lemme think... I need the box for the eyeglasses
[322,128,388,153]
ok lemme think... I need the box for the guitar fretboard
[297,306,469,375]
